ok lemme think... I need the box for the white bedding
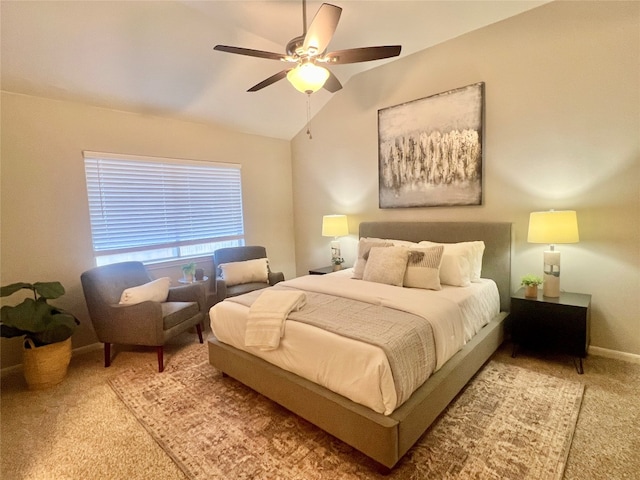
[209,268,499,415]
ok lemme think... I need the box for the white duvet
[209,269,499,415]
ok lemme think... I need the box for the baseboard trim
[589,346,640,364]
[1,342,103,378]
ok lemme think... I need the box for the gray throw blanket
[228,285,436,407]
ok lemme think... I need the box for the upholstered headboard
[359,222,512,312]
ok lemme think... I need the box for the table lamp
[527,210,579,297]
[322,215,349,267]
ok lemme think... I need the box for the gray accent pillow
[362,246,409,286]
[352,239,392,279]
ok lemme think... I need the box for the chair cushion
[161,301,200,330]
[226,282,270,297]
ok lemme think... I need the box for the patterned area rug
[109,345,584,479]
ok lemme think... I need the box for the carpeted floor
[2,332,639,479]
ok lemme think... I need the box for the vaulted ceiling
[1,1,548,140]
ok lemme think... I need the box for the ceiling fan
[214,1,402,94]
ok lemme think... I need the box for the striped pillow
[403,245,445,290]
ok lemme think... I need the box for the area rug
[109,345,584,479]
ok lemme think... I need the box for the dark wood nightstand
[510,288,591,374]
[308,266,335,275]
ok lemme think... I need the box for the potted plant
[331,257,345,272]
[1,281,80,389]
[181,262,196,282]
[521,274,543,298]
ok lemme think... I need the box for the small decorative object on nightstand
[511,288,591,374]
[520,274,543,298]
[331,257,345,271]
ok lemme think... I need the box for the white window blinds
[83,152,244,264]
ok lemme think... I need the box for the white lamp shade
[527,210,579,244]
[322,215,348,237]
[287,63,330,94]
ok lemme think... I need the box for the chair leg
[104,343,111,368]
[157,346,164,373]
[196,323,204,344]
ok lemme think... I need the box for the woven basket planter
[23,337,72,390]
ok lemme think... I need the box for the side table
[308,266,335,275]
[510,288,591,374]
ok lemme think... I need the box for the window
[83,152,244,266]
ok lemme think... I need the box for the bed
[208,221,512,469]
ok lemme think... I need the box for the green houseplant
[331,256,345,271]
[520,274,543,298]
[181,262,197,282]
[1,281,80,389]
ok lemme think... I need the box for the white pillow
[352,239,392,280]
[119,277,171,305]
[419,241,473,287]
[448,241,485,282]
[404,245,444,290]
[470,241,485,281]
[362,246,409,286]
[220,258,269,286]
[364,237,418,248]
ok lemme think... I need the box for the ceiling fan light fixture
[286,62,330,94]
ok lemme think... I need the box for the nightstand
[308,266,335,275]
[510,288,591,374]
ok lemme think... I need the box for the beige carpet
[109,346,584,479]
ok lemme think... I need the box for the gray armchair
[81,261,205,372]
[209,246,284,306]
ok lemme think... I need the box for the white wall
[291,1,640,355]
[0,93,295,368]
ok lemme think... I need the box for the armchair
[81,261,205,372]
[209,246,284,306]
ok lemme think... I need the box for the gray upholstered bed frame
[208,221,512,469]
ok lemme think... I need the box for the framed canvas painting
[378,82,484,208]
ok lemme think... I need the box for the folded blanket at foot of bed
[244,289,306,350]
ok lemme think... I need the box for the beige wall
[291,1,640,355]
[0,93,295,368]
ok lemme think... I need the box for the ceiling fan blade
[324,45,402,64]
[323,69,342,93]
[247,70,291,92]
[214,45,284,61]
[302,3,342,55]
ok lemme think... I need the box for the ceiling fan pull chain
[306,93,313,140]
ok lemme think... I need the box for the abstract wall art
[378,82,484,208]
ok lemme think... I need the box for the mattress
[209,269,499,415]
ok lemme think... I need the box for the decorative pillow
[403,245,444,290]
[362,246,409,286]
[419,241,471,287]
[119,277,171,305]
[419,240,485,284]
[220,258,269,286]
[352,239,392,279]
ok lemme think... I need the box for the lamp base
[543,274,560,297]
[543,249,561,297]
[330,240,342,264]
